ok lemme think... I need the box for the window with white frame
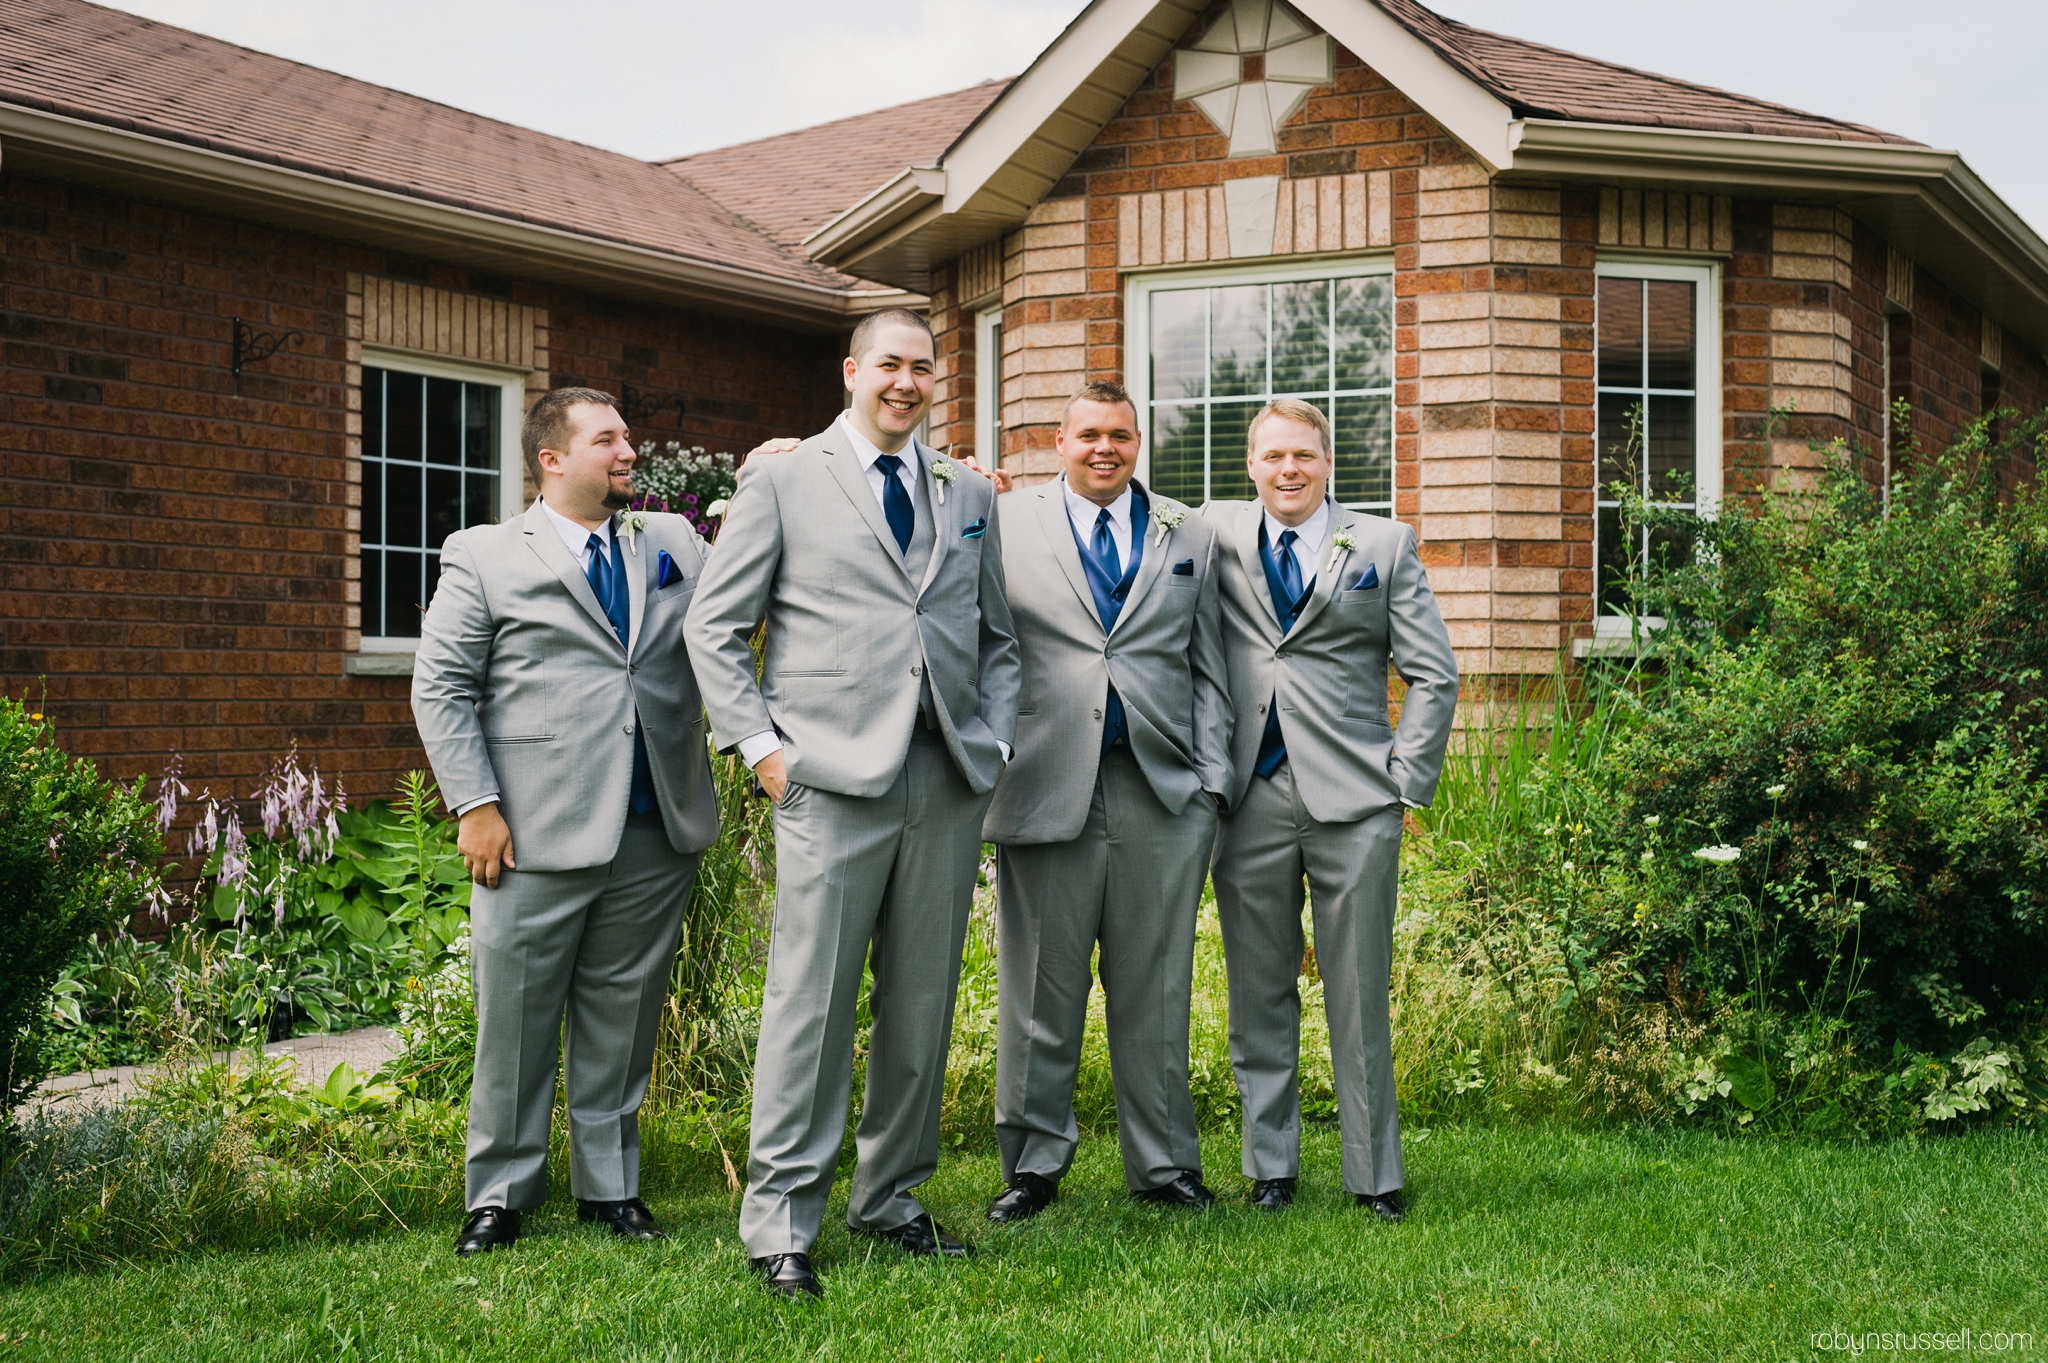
[1127,261,1394,508]
[358,351,525,645]
[974,300,1004,466]
[1593,260,1721,616]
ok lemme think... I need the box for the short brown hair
[1246,397,1331,455]
[1061,379,1137,429]
[848,307,934,363]
[522,386,618,483]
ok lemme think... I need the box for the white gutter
[0,101,916,328]
[1507,119,1957,192]
[803,166,946,260]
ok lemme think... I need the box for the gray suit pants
[466,822,700,1211]
[994,746,1212,1191]
[1212,762,1404,1196]
[739,736,993,1257]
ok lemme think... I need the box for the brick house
[5,0,2047,801]
[794,0,2048,675]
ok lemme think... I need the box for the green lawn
[3,1123,2042,1361]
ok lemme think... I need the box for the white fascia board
[940,0,1192,215]
[0,101,898,328]
[1300,0,1514,171]
[802,165,945,258]
[1508,118,1958,190]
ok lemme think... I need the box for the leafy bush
[39,767,472,1075]
[0,697,164,1112]
[1612,409,2048,1049]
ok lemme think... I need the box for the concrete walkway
[24,1026,403,1117]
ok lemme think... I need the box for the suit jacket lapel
[915,441,953,598]
[1110,484,1163,636]
[1290,499,1354,637]
[522,503,623,647]
[625,522,648,662]
[1235,502,1283,632]
[822,422,911,575]
[1036,481,1102,633]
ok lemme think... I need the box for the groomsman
[685,309,1019,1300]
[412,388,720,1255]
[1204,399,1458,1220]
[981,381,1233,1222]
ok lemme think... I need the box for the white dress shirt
[737,416,1008,771]
[1062,477,1135,572]
[539,496,614,571]
[1261,500,1330,586]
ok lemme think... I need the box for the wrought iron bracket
[233,317,305,376]
[618,381,686,430]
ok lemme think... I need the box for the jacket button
[910,664,923,677]
[623,724,634,735]
[1093,709,1103,720]
[1258,704,1266,713]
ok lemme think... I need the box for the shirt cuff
[997,739,1012,765]
[452,795,500,817]
[737,731,785,768]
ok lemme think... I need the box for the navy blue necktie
[585,530,657,816]
[1087,508,1130,755]
[1254,528,1307,780]
[873,453,915,555]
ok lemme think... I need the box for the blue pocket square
[656,550,682,589]
[1172,558,1195,576]
[961,518,987,539]
[1348,563,1380,591]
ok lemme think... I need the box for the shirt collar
[1263,499,1332,561]
[838,411,917,472]
[1061,476,1134,533]
[538,496,612,559]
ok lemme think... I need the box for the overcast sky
[106,0,2048,232]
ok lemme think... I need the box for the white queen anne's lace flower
[1693,845,1741,864]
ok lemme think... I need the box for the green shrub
[1612,410,2048,1048]
[0,697,164,1112]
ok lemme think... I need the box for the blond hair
[1246,397,1331,454]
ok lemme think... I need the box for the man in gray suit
[1204,398,1458,1221]
[412,387,720,1255]
[981,380,1232,1222]
[685,308,1019,1300]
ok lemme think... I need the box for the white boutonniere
[1151,503,1188,546]
[930,457,957,505]
[1332,526,1358,553]
[619,511,648,555]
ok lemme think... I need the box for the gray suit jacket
[684,424,1021,798]
[410,503,721,871]
[984,480,1233,844]
[1204,499,1459,823]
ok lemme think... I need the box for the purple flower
[684,493,699,505]
[696,521,710,534]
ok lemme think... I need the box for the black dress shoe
[1135,1172,1216,1210]
[854,1212,974,1258]
[1249,1177,1296,1212]
[751,1252,823,1300]
[454,1206,519,1256]
[577,1196,664,1241]
[1357,1190,1405,1222]
[987,1172,1057,1224]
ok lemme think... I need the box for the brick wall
[1,170,841,809]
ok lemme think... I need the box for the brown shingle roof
[661,79,1012,248]
[0,0,855,288]
[1372,0,1917,145]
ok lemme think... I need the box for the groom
[412,387,720,1256]
[686,308,1019,1300]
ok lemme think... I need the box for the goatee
[602,487,633,511]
